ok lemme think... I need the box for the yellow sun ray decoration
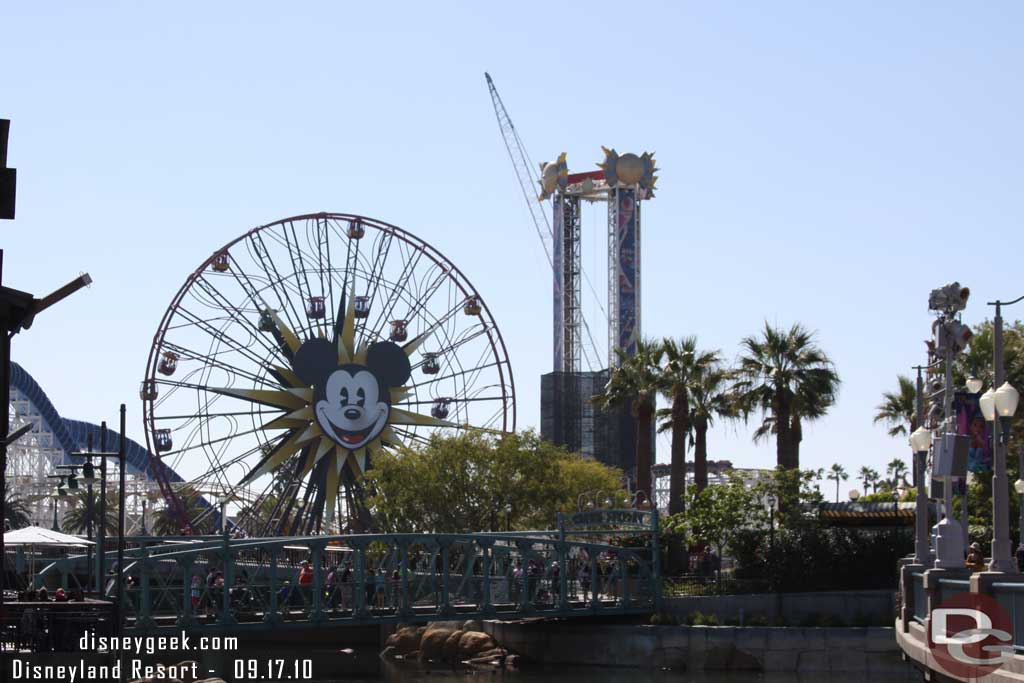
[210,287,456,526]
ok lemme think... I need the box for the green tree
[733,322,841,471]
[665,473,759,561]
[873,375,917,437]
[593,338,663,503]
[366,430,624,533]
[956,320,1024,393]
[750,467,825,530]
[4,486,32,530]
[827,464,848,503]
[61,489,119,535]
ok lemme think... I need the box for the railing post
[651,508,662,610]
[439,537,453,617]
[311,543,324,622]
[557,542,568,612]
[619,556,630,611]
[398,539,413,620]
[515,539,533,614]
[479,538,494,616]
[180,560,195,627]
[138,551,154,629]
[265,548,281,624]
[220,537,236,625]
[352,538,368,619]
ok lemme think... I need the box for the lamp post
[81,434,96,593]
[981,383,1018,571]
[72,410,128,617]
[982,292,1024,573]
[46,474,70,531]
[764,493,777,548]
[910,425,932,563]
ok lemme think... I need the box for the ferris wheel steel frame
[142,212,516,535]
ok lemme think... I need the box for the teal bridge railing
[35,508,661,633]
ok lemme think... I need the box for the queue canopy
[4,526,92,547]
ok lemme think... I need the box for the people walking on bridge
[190,574,201,613]
[512,561,523,603]
[366,567,377,609]
[375,568,387,608]
[298,560,314,586]
[340,561,352,611]
[389,569,400,609]
[579,561,591,603]
[326,565,338,610]
[204,566,218,616]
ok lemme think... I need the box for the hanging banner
[955,391,992,473]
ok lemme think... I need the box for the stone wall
[483,620,915,674]
[664,589,896,625]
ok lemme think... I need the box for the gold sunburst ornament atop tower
[209,288,455,519]
[598,147,658,197]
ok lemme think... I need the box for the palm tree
[886,458,908,490]
[593,338,663,504]
[874,375,917,437]
[4,486,32,530]
[827,464,849,503]
[61,489,119,535]
[152,486,212,535]
[859,466,880,497]
[688,364,736,492]
[656,336,726,513]
[733,322,841,470]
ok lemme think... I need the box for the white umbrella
[4,526,93,593]
[4,526,93,547]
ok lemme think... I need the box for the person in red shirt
[298,560,314,586]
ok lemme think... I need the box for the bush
[731,526,913,593]
[649,612,679,626]
[747,614,770,626]
[690,611,720,626]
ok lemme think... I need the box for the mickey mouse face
[293,338,411,452]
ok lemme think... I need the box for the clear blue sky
[3,2,1022,495]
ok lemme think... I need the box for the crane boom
[485,72,554,267]
[485,73,603,371]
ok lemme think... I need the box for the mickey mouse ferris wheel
[142,213,516,536]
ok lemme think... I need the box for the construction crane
[484,72,603,371]
[485,73,555,267]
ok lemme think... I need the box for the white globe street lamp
[967,376,984,394]
[994,382,1020,420]
[980,388,997,422]
[909,426,932,454]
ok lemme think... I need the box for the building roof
[817,501,917,525]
